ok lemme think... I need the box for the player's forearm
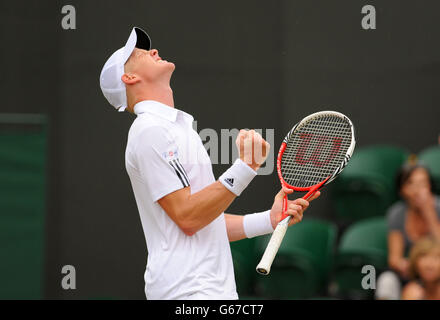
[159,158,260,236]
[178,181,236,235]
[224,214,246,242]
[177,158,259,235]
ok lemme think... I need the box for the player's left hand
[269,187,321,229]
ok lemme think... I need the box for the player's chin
[165,61,176,70]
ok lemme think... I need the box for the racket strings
[281,115,352,188]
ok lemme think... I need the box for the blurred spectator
[401,237,440,300]
[375,158,440,299]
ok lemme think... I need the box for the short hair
[408,237,440,279]
[395,155,435,193]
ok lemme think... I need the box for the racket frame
[256,110,355,275]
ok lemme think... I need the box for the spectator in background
[401,237,440,300]
[375,158,440,299]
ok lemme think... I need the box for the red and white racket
[256,111,356,275]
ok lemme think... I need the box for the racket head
[277,111,356,192]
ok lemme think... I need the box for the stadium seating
[331,145,409,222]
[0,124,47,299]
[418,145,440,195]
[331,217,388,299]
[255,219,337,299]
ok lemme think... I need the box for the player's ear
[121,73,140,85]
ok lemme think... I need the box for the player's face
[416,248,440,283]
[125,48,175,82]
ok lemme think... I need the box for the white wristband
[243,210,274,238]
[219,159,257,196]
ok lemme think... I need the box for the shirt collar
[133,100,193,123]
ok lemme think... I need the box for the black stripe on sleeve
[169,160,189,188]
[173,159,190,186]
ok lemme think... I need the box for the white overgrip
[256,217,290,275]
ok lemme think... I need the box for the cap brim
[134,27,151,51]
[122,27,152,63]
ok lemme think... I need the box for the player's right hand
[269,187,321,228]
[236,129,270,171]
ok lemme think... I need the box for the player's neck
[127,84,174,112]
[141,85,174,108]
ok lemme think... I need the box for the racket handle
[256,216,291,275]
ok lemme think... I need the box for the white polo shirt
[125,100,238,300]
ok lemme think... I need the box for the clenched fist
[235,129,270,171]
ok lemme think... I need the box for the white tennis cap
[100,27,151,112]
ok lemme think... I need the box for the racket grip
[256,218,289,275]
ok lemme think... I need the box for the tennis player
[99,27,320,300]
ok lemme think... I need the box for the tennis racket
[256,111,356,275]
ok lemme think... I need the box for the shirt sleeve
[132,126,190,202]
[386,201,405,232]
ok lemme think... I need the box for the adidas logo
[224,178,234,187]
